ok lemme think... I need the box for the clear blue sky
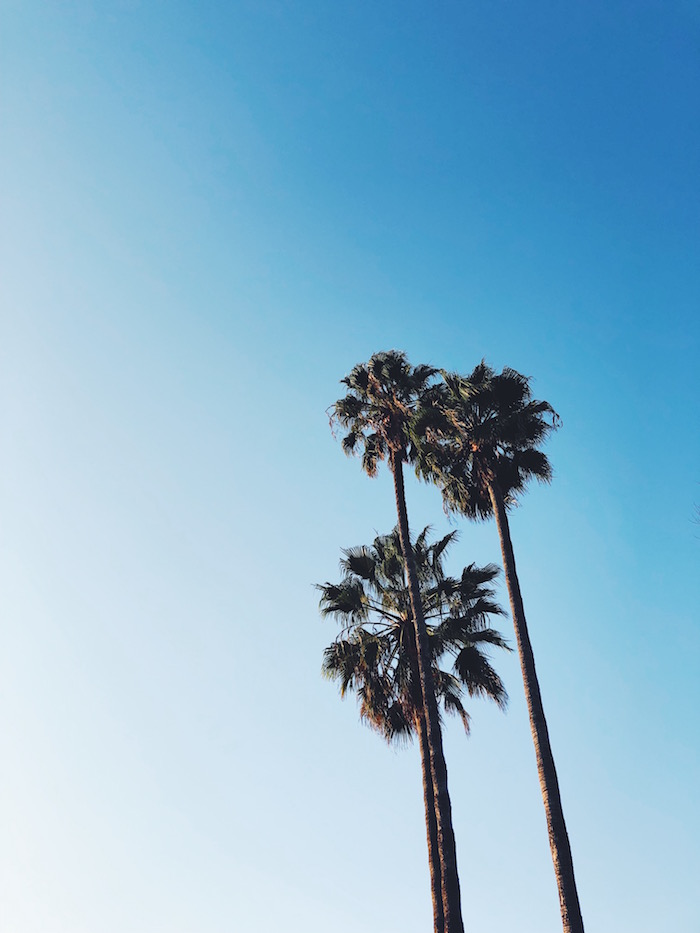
[1,3,698,931]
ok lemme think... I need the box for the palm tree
[416,362,585,933]
[319,527,508,933]
[331,351,465,933]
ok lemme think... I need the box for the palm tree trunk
[405,610,444,933]
[391,451,465,933]
[488,480,584,933]
[415,693,444,932]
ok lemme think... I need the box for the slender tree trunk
[391,451,465,933]
[405,616,443,933]
[488,480,584,933]
[416,709,445,933]
[405,615,443,932]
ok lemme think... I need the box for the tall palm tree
[319,527,508,933]
[331,351,465,933]
[416,362,585,933]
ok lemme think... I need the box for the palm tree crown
[319,527,508,742]
[417,361,559,518]
[332,350,437,475]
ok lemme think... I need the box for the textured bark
[391,451,464,933]
[488,480,584,933]
[416,710,445,933]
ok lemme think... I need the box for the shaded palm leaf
[319,526,509,743]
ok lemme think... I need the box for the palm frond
[317,579,369,622]
[319,525,508,745]
[331,351,440,476]
[453,645,508,710]
[415,363,560,512]
[341,431,358,455]
[340,545,378,582]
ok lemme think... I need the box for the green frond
[383,701,416,745]
[331,352,440,477]
[459,562,500,589]
[332,394,364,424]
[453,645,508,709]
[340,545,377,582]
[415,362,560,510]
[411,362,439,388]
[433,669,470,732]
[342,364,370,393]
[341,431,358,455]
[464,627,511,650]
[414,525,432,552]
[430,530,459,566]
[317,579,369,622]
[322,640,362,696]
[359,436,378,477]
[511,447,553,484]
[320,524,508,745]
[468,596,507,619]
[441,689,471,734]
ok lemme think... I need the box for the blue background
[2,3,698,930]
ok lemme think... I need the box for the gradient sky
[2,3,699,932]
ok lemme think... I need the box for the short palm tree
[416,362,585,933]
[319,527,508,933]
[331,351,465,933]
